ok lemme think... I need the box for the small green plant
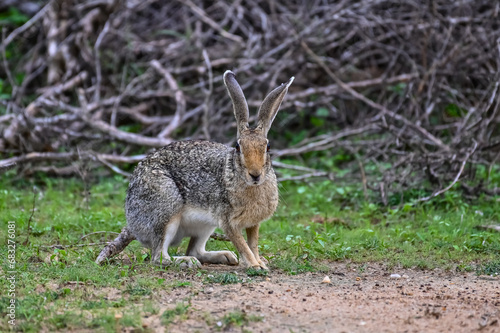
[286,234,311,259]
[170,280,193,288]
[246,268,269,277]
[220,310,262,329]
[476,259,500,276]
[0,7,29,26]
[161,302,190,326]
[126,285,151,296]
[143,300,160,316]
[205,272,242,284]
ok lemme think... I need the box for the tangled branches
[1,0,499,203]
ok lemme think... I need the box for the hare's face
[235,130,270,186]
[223,70,293,186]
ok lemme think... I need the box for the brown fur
[239,129,268,182]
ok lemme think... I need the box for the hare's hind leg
[186,227,238,265]
[128,174,200,269]
[154,215,201,269]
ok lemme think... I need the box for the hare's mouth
[245,172,265,186]
[247,178,266,186]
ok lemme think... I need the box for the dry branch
[1,0,499,203]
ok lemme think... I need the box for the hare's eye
[267,143,270,152]
[235,143,240,153]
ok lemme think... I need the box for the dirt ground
[135,263,499,333]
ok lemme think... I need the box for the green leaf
[315,107,329,117]
[445,103,463,118]
[310,116,325,127]
[0,8,29,26]
[297,186,307,194]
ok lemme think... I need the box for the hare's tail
[95,227,136,264]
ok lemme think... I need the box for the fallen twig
[476,225,500,233]
[80,231,120,241]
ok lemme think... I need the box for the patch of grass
[476,258,500,276]
[246,268,269,277]
[168,280,193,288]
[82,298,126,310]
[161,301,190,326]
[205,272,243,284]
[88,313,115,331]
[271,256,317,275]
[143,300,160,316]
[220,310,262,329]
[254,180,500,271]
[126,285,152,296]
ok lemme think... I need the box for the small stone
[402,274,409,279]
[206,287,214,294]
[390,274,401,279]
[322,276,331,284]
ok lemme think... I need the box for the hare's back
[145,140,230,172]
[130,140,231,207]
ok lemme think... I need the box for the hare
[96,71,294,269]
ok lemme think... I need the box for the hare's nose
[249,173,261,182]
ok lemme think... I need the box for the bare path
[134,263,499,333]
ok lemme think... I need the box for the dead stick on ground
[80,231,120,241]
[476,225,500,232]
[40,242,112,249]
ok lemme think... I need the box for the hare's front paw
[239,258,268,270]
[257,259,268,270]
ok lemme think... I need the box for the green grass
[205,272,243,284]
[476,258,500,276]
[0,174,499,331]
[161,301,190,326]
[220,310,262,329]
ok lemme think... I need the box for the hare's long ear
[257,77,294,136]
[223,70,249,138]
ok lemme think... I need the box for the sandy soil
[136,263,499,333]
